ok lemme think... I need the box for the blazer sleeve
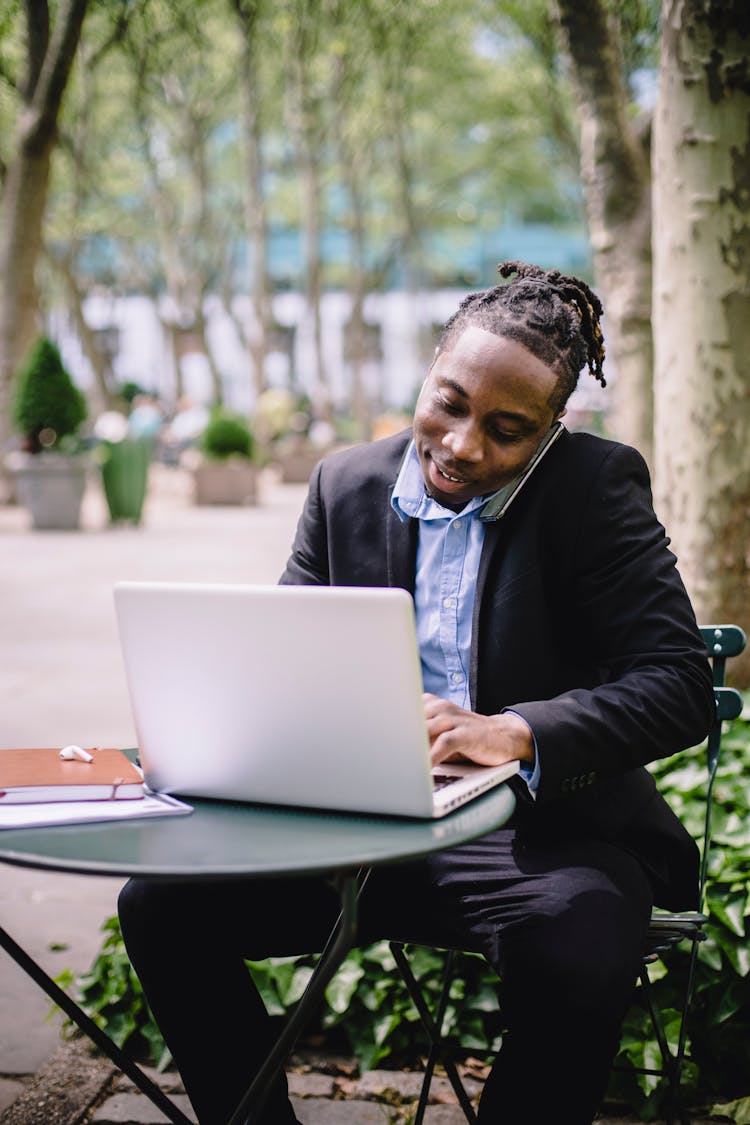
[507,442,715,803]
[278,461,331,586]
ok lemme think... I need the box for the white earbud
[60,745,94,763]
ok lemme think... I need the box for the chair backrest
[697,624,746,906]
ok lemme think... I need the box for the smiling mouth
[434,461,469,485]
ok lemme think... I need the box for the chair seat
[644,911,707,960]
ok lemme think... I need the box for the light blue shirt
[391,441,539,794]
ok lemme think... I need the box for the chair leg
[665,935,701,1125]
[640,966,677,1085]
[640,951,697,1125]
[390,943,478,1124]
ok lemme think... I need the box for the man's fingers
[430,737,466,766]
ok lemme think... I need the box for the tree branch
[550,0,649,224]
[23,0,89,156]
[22,0,50,102]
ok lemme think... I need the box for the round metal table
[0,784,516,1124]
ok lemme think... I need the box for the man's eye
[490,429,523,443]
[437,396,462,415]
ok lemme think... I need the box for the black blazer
[280,429,715,910]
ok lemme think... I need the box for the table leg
[0,922,193,1125]
[226,870,360,1125]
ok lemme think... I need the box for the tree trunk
[166,322,186,403]
[652,0,750,685]
[551,0,654,465]
[300,141,329,421]
[53,251,116,416]
[286,16,330,423]
[194,307,224,405]
[233,0,274,404]
[342,154,374,441]
[0,147,50,423]
[0,0,89,455]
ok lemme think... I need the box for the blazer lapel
[386,487,418,595]
[469,519,506,708]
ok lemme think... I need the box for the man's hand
[424,693,535,769]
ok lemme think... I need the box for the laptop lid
[113,582,517,818]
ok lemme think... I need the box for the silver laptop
[113,582,518,819]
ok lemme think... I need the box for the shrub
[200,409,255,461]
[13,337,87,453]
[609,708,750,1118]
[61,915,172,1070]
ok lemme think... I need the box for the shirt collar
[391,441,510,523]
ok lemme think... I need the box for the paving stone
[287,1071,337,1097]
[0,1080,25,1115]
[293,1097,393,1123]
[353,1068,424,1098]
[350,1067,482,1105]
[91,1090,197,1124]
[423,1107,475,1124]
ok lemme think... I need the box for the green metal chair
[389,623,746,1125]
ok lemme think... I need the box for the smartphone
[479,420,565,522]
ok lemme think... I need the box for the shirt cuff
[504,709,540,799]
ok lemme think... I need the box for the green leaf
[325,961,365,1013]
[697,938,723,971]
[105,1010,138,1049]
[643,959,668,983]
[711,1098,750,1124]
[361,942,396,971]
[707,889,748,937]
[713,927,750,976]
[408,946,447,978]
[712,982,745,1025]
[659,1009,684,1054]
[373,1010,401,1047]
[466,983,500,1012]
[285,966,315,1006]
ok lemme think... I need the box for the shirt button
[451,672,463,683]
[453,520,462,529]
[443,597,455,608]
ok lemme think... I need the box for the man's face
[412,326,562,510]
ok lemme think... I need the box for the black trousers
[118,825,653,1125]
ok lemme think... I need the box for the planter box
[275,443,335,484]
[193,459,259,506]
[10,452,88,530]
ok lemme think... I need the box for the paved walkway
[0,465,306,1119]
[0,466,724,1123]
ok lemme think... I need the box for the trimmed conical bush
[13,337,87,453]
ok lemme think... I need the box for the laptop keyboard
[432,773,459,792]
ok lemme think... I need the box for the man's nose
[442,421,483,462]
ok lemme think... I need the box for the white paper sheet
[0,790,192,830]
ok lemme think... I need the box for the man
[119,262,714,1124]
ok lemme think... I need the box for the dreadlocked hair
[437,260,606,412]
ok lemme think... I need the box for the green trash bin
[99,437,152,524]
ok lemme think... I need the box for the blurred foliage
[3,0,591,299]
[200,407,255,460]
[60,915,172,1072]
[0,0,664,425]
[12,336,87,452]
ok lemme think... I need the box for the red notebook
[0,748,144,804]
